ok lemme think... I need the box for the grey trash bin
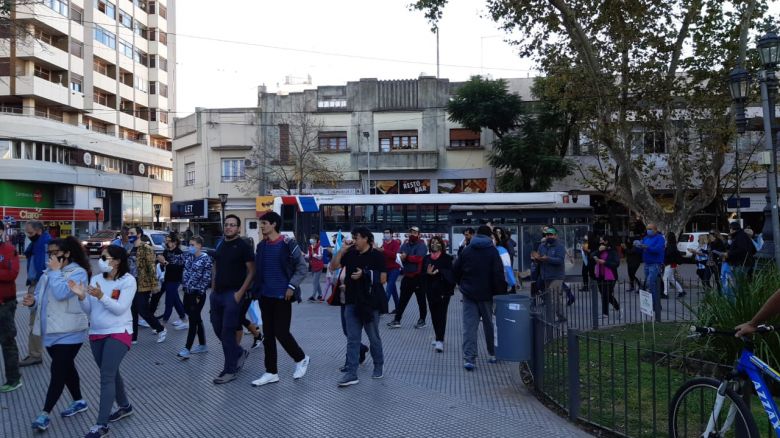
[494,294,532,362]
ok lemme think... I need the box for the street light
[728,67,750,221]
[153,203,162,230]
[729,31,780,269]
[570,189,580,204]
[218,193,228,235]
[93,207,101,233]
[363,131,370,194]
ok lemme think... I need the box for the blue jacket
[25,232,51,285]
[641,234,665,265]
[537,239,566,281]
[453,234,506,301]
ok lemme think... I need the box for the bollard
[567,328,580,421]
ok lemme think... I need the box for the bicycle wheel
[669,377,759,438]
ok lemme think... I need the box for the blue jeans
[310,270,322,298]
[385,269,400,308]
[162,281,185,321]
[343,304,384,378]
[644,263,662,314]
[462,296,494,363]
[209,292,244,374]
[90,337,129,426]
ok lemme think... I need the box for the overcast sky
[174,0,536,115]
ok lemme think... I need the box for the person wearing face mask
[662,232,685,299]
[494,228,517,293]
[306,235,325,302]
[531,227,567,323]
[23,237,91,432]
[20,220,51,367]
[634,223,665,316]
[387,226,428,329]
[177,236,213,360]
[421,236,455,353]
[128,229,166,344]
[726,221,756,273]
[0,221,21,393]
[69,245,136,438]
[379,228,401,313]
[156,233,187,328]
[593,236,620,320]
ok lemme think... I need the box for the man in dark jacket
[726,222,756,272]
[20,220,50,367]
[0,221,21,392]
[453,225,506,371]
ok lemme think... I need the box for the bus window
[281,205,295,232]
[386,205,403,226]
[436,204,450,225]
[405,205,418,227]
[420,205,435,227]
[353,205,377,224]
[323,205,348,229]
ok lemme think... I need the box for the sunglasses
[100,255,115,261]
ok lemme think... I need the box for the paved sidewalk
[2,261,590,437]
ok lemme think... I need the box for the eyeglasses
[224,223,239,228]
[100,255,115,261]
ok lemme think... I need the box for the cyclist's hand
[735,322,757,337]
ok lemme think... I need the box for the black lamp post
[570,189,580,204]
[153,203,162,230]
[218,193,228,235]
[93,207,101,233]
[728,32,780,269]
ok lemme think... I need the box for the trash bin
[494,294,532,362]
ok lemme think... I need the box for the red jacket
[0,242,20,302]
[381,239,401,270]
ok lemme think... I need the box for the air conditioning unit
[149,174,157,179]
[97,164,107,171]
[244,158,258,168]
[96,188,106,198]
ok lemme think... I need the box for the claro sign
[18,208,43,219]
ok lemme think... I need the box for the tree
[240,107,345,196]
[413,0,772,236]
[448,76,573,191]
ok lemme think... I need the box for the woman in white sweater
[68,244,136,438]
[23,236,91,432]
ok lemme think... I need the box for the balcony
[8,38,70,71]
[15,75,69,105]
[357,150,439,171]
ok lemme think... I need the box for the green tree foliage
[413,0,773,236]
[448,75,572,191]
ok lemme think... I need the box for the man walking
[329,227,386,386]
[211,215,255,384]
[636,224,665,315]
[129,229,166,344]
[379,228,401,313]
[457,227,474,257]
[251,212,309,387]
[20,220,50,367]
[0,221,21,391]
[531,227,567,323]
[453,225,506,371]
[387,226,428,329]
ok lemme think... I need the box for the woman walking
[24,237,90,432]
[593,236,620,319]
[157,232,187,328]
[129,231,166,343]
[663,232,685,298]
[689,234,713,289]
[421,236,455,353]
[624,236,643,292]
[306,235,325,301]
[177,236,213,360]
[68,245,136,438]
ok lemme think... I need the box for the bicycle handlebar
[690,325,776,336]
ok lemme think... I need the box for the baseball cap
[408,226,420,233]
[544,227,558,235]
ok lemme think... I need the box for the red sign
[2,207,105,222]
[33,190,43,203]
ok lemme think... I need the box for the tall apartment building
[0,0,175,237]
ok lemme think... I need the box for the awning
[280,196,319,213]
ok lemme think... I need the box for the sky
[174,0,536,116]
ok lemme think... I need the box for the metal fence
[527,278,750,437]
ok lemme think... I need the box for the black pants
[149,284,165,317]
[627,263,641,289]
[183,293,206,349]
[44,343,82,413]
[599,280,619,316]
[394,276,427,323]
[131,293,164,341]
[260,297,305,374]
[580,263,589,288]
[427,294,451,342]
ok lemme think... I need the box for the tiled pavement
[1,261,591,437]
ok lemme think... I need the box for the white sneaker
[156,329,167,343]
[138,319,150,328]
[293,355,310,379]
[251,373,279,387]
[434,341,444,353]
[173,322,189,331]
[172,319,187,327]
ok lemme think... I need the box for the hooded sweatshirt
[453,234,506,301]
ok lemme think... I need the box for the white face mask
[98,258,113,273]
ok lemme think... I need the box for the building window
[93,89,110,106]
[149,81,156,94]
[93,58,110,76]
[159,83,168,98]
[158,30,167,45]
[34,28,54,46]
[222,159,246,182]
[33,64,52,81]
[279,124,290,163]
[45,0,68,16]
[94,26,116,49]
[134,49,147,66]
[97,0,116,19]
[134,76,147,92]
[70,4,83,23]
[148,56,156,69]
[147,0,156,14]
[644,130,667,154]
[379,130,418,151]
[119,39,133,59]
[118,9,133,29]
[318,131,348,151]
[70,74,83,93]
[449,128,481,148]
[158,56,168,72]
[317,97,347,108]
[158,4,167,19]
[185,162,195,186]
[69,40,83,58]
[159,110,168,124]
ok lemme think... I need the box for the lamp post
[363,131,371,194]
[93,207,101,233]
[153,203,162,230]
[218,193,228,235]
[570,189,580,204]
[729,32,780,269]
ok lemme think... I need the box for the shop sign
[437,179,488,193]
[400,179,431,194]
[171,199,208,219]
[2,207,104,222]
[0,181,53,208]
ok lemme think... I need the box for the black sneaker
[387,320,401,329]
[359,344,368,365]
[84,425,109,438]
[414,319,427,329]
[108,404,133,423]
[213,372,237,384]
[251,334,263,350]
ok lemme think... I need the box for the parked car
[677,232,728,258]
[82,230,120,256]
[142,229,168,255]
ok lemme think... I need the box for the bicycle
[669,325,780,437]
